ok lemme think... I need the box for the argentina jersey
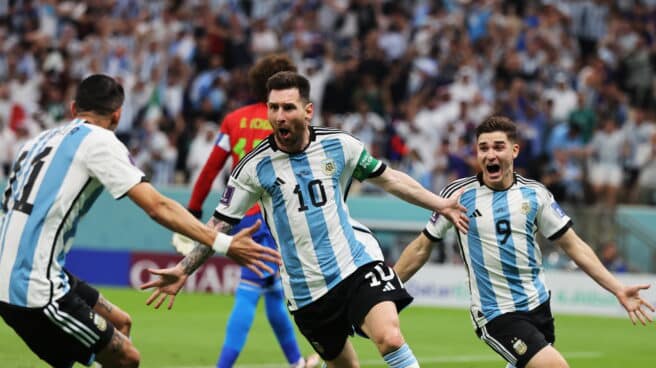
[0,118,144,308]
[424,174,572,328]
[215,127,385,310]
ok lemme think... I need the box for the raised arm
[368,167,469,233]
[393,232,434,283]
[555,228,654,325]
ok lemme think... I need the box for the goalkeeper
[173,54,318,368]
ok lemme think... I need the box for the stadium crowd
[1,0,655,253]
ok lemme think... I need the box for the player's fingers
[167,295,176,310]
[145,290,160,305]
[638,307,653,324]
[629,311,637,325]
[155,294,167,309]
[258,247,281,263]
[244,219,262,235]
[246,264,264,278]
[635,309,648,326]
[641,297,656,312]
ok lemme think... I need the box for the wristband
[212,232,233,255]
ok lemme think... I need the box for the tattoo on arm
[180,218,234,275]
[96,296,113,313]
[109,331,126,353]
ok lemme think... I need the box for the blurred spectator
[600,241,629,273]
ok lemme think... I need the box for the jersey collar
[476,172,517,191]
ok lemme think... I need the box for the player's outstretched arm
[141,219,279,309]
[394,233,434,283]
[368,168,469,233]
[555,228,655,325]
[128,182,280,267]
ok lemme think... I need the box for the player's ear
[512,143,520,159]
[70,101,77,117]
[304,101,313,122]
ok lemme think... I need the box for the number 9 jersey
[0,119,145,308]
[214,127,386,311]
[424,174,572,329]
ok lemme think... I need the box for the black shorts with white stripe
[475,300,555,368]
[0,288,114,367]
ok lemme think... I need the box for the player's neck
[76,113,114,130]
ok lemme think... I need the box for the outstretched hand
[616,284,655,325]
[140,265,187,310]
[437,189,469,234]
[226,219,281,277]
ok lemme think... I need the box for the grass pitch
[1,287,654,367]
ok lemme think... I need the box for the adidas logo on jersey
[382,282,396,292]
[469,209,482,218]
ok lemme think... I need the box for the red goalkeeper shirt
[188,103,271,217]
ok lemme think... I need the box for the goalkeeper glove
[171,232,195,256]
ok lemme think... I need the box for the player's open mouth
[486,164,501,174]
[279,128,291,139]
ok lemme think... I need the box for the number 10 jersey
[214,127,385,310]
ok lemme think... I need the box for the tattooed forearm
[180,243,215,275]
[96,296,113,313]
[180,218,234,275]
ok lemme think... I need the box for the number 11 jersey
[0,119,144,307]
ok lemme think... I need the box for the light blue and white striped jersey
[215,127,385,310]
[424,174,571,328]
[0,118,144,308]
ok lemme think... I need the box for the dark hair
[475,115,517,141]
[74,74,124,115]
[266,71,310,102]
[249,54,297,102]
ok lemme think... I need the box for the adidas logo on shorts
[382,281,396,292]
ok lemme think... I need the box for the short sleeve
[83,130,145,199]
[537,190,572,240]
[423,184,458,240]
[214,163,261,224]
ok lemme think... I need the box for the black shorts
[292,261,413,360]
[65,269,100,307]
[476,301,555,368]
[0,276,113,367]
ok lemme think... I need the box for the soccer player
[142,71,469,368]
[393,116,655,368]
[173,54,319,368]
[0,74,279,368]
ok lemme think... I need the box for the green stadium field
[1,287,654,367]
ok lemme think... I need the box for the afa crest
[321,159,336,175]
[521,202,531,215]
[512,337,527,355]
[92,313,107,332]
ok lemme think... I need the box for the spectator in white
[342,98,387,157]
[134,111,178,186]
[587,116,626,213]
[636,132,656,204]
[622,107,655,202]
[0,117,15,181]
[250,18,281,58]
[377,17,410,62]
[299,57,333,124]
[449,66,478,103]
[186,121,229,193]
[544,72,577,123]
